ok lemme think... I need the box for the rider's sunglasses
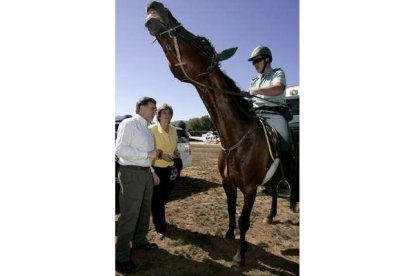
[252,57,264,65]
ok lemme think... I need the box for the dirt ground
[117,143,299,275]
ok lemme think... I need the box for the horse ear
[217,47,238,61]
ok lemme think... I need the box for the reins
[172,36,252,97]
[156,25,286,106]
[218,125,253,178]
[155,25,286,180]
[171,36,287,106]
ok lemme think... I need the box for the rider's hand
[249,89,259,96]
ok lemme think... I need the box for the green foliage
[187,115,215,132]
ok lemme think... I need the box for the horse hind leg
[290,147,300,212]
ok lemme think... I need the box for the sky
[116,0,299,121]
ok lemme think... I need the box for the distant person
[115,97,160,274]
[149,104,179,240]
[248,46,293,194]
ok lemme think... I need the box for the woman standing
[149,104,178,240]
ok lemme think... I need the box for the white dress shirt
[115,114,155,167]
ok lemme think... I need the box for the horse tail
[289,142,300,211]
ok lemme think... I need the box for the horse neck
[195,70,254,147]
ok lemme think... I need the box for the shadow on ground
[130,247,239,276]
[168,176,221,202]
[132,224,299,276]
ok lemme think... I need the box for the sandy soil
[116,143,299,275]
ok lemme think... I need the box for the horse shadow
[168,176,221,202]
[130,247,240,276]
[165,224,299,275]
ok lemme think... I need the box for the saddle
[260,118,279,160]
[256,104,293,122]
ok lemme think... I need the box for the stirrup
[277,179,291,198]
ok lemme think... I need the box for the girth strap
[221,126,254,178]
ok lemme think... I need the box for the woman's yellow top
[149,123,178,168]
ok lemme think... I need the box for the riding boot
[277,150,292,197]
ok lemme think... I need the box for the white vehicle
[203,132,219,143]
[285,85,299,140]
[189,132,219,143]
[171,127,192,181]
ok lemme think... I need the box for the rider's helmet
[248,46,272,63]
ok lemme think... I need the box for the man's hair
[156,103,174,122]
[136,97,156,113]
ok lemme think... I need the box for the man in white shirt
[115,97,161,273]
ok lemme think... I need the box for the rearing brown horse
[145,1,298,265]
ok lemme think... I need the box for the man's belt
[255,104,293,122]
[122,165,151,171]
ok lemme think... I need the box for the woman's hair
[156,103,174,122]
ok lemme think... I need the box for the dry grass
[118,142,299,275]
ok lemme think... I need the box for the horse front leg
[233,188,256,265]
[223,183,237,240]
[264,172,280,224]
[264,180,278,224]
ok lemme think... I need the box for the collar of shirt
[258,66,274,78]
[135,114,150,127]
[156,123,170,134]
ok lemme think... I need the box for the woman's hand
[161,153,174,162]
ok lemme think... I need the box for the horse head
[145,1,237,83]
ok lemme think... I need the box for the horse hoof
[232,256,245,266]
[263,217,273,224]
[231,261,244,270]
[294,202,300,213]
[225,231,235,240]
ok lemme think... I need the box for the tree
[200,115,214,131]
[187,117,203,132]
[186,115,215,133]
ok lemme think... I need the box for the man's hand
[148,149,163,160]
[147,150,158,159]
[152,172,160,186]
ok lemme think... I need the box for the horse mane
[193,35,256,119]
[219,69,256,118]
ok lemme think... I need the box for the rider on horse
[248,46,293,195]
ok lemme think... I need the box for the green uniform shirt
[249,67,286,109]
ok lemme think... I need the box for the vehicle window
[286,98,299,115]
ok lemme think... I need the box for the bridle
[152,22,286,172]
[154,23,257,157]
[156,24,219,78]
[155,24,249,94]
[153,22,288,105]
